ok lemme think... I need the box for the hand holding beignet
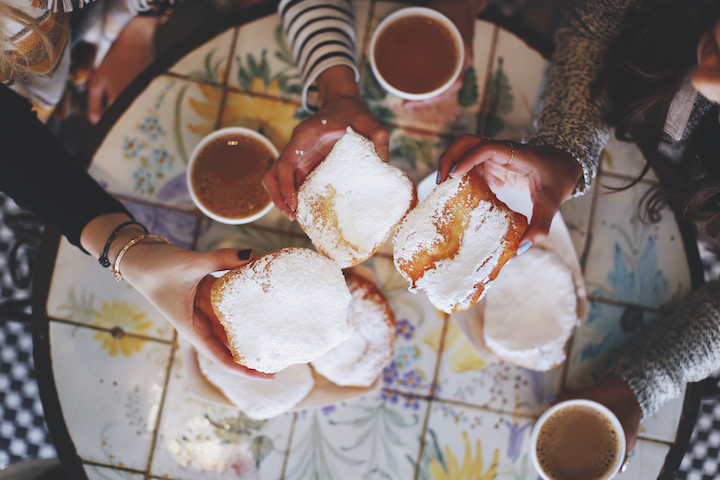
[210,248,353,373]
[296,127,417,268]
[393,170,527,313]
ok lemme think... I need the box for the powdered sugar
[311,275,395,387]
[213,248,353,373]
[297,127,415,267]
[393,175,511,313]
[198,353,314,419]
[483,247,577,371]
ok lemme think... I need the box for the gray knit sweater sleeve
[608,280,720,419]
[525,0,642,195]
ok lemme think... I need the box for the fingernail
[517,242,531,255]
[542,395,558,404]
[435,170,442,184]
[449,164,458,176]
[238,249,252,260]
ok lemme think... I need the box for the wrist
[317,65,361,108]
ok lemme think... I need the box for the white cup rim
[369,7,465,101]
[530,399,627,480]
[186,127,278,225]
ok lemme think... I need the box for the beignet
[393,170,527,313]
[296,127,417,268]
[311,272,396,387]
[211,247,353,373]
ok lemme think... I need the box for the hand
[80,214,273,380]
[87,17,159,124]
[121,242,274,380]
[557,374,643,461]
[263,66,388,220]
[437,134,582,245]
[405,0,490,107]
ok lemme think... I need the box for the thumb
[521,202,555,246]
[204,248,255,274]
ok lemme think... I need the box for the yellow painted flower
[187,83,223,137]
[187,77,299,151]
[430,431,499,480]
[92,300,152,358]
[423,321,486,372]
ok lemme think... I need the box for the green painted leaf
[361,62,388,102]
[250,435,273,467]
[275,23,296,66]
[173,86,190,165]
[483,57,514,137]
[457,65,479,107]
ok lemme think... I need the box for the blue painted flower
[151,148,173,176]
[139,116,164,141]
[402,370,423,389]
[380,390,399,404]
[122,137,144,159]
[383,361,399,385]
[504,420,533,461]
[133,167,155,195]
[321,405,336,416]
[404,396,420,410]
[396,319,415,340]
[395,345,418,368]
[581,236,669,364]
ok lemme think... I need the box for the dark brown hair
[604,0,720,238]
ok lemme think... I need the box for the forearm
[609,280,720,418]
[0,85,129,248]
[317,65,361,106]
[525,0,643,195]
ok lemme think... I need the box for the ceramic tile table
[31,2,702,479]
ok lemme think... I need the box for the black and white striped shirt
[279,0,359,112]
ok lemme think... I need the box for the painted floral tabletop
[36,3,698,480]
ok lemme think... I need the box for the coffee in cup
[530,400,626,480]
[369,7,464,100]
[187,127,277,224]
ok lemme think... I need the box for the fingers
[203,248,255,273]
[450,140,515,179]
[437,133,483,183]
[369,125,390,162]
[87,78,107,125]
[277,158,300,215]
[193,308,275,380]
[263,166,294,219]
[350,113,390,162]
[195,275,230,349]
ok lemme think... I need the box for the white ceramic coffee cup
[530,399,627,480]
[187,127,277,225]
[369,7,465,101]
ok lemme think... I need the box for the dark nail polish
[238,249,252,260]
[449,164,458,175]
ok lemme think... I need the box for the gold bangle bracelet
[111,234,169,281]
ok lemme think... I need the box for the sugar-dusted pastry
[197,353,314,419]
[393,170,527,313]
[296,127,417,268]
[483,247,577,371]
[211,247,353,373]
[312,272,396,387]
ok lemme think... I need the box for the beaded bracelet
[98,221,148,268]
[111,234,169,281]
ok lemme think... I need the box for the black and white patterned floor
[0,194,56,469]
